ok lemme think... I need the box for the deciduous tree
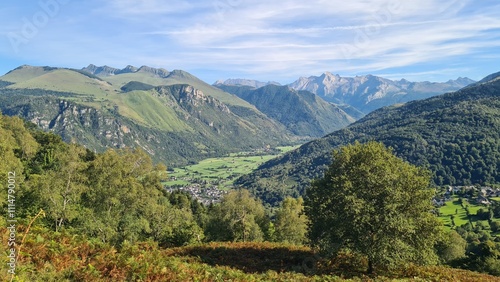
[305,141,442,273]
[274,197,308,245]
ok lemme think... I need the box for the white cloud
[1,0,499,83]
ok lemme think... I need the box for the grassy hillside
[236,72,500,205]
[0,65,56,83]
[117,90,190,131]
[101,69,255,108]
[0,65,296,166]
[7,68,114,96]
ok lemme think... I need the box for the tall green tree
[274,197,308,245]
[305,141,442,273]
[34,144,88,231]
[81,148,165,244]
[436,230,467,264]
[206,189,268,242]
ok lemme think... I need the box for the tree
[206,189,267,242]
[80,148,167,244]
[436,230,467,264]
[35,144,88,231]
[490,221,500,233]
[274,197,308,245]
[305,141,442,273]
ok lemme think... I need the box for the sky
[0,0,500,84]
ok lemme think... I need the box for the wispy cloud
[0,0,499,83]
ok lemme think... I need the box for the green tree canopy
[206,189,268,242]
[305,141,442,273]
[273,197,308,245]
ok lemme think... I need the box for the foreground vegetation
[2,228,500,281]
[1,113,499,280]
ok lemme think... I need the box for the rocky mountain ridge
[288,72,475,113]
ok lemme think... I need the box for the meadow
[439,195,500,236]
[164,146,299,189]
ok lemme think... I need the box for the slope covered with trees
[236,73,500,205]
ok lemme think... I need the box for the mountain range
[217,74,475,114]
[0,65,292,166]
[235,72,500,205]
[214,84,360,137]
[0,64,477,169]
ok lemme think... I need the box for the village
[165,184,228,205]
[433,185,500,207]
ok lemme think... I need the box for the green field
[438,195,500,236]
[439,197,470,227]
[164,146,299,189]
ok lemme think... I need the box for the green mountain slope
[84,65,254,108]
[0,65,57,83]
[0,65,292,166]
[216,84,356,137]
[236,72,500,205]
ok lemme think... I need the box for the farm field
[439,197,470,227]
[164,146,299,189]
[438,195,500,238]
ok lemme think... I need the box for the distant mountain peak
[289,73,476,113]
[137,65,169,77]
[214,78,281,89]
[82,64,170,78]
[122,65,138,73]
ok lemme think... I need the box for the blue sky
[1,0,500,84]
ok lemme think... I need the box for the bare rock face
[82,64,170,78]
[179,85,230,114]
[288,72,475,113]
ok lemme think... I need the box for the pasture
[164,146,299,189]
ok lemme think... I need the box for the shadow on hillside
[171,243,316,274]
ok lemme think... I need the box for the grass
[7,69,114,96]
[439,197,470,227]
[117,90,191,131]
[438,195,500,236]
[0,65,53,83]
[165,146,300,189]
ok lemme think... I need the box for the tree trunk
[367,259,374,274]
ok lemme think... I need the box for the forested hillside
[237,73,500,205]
